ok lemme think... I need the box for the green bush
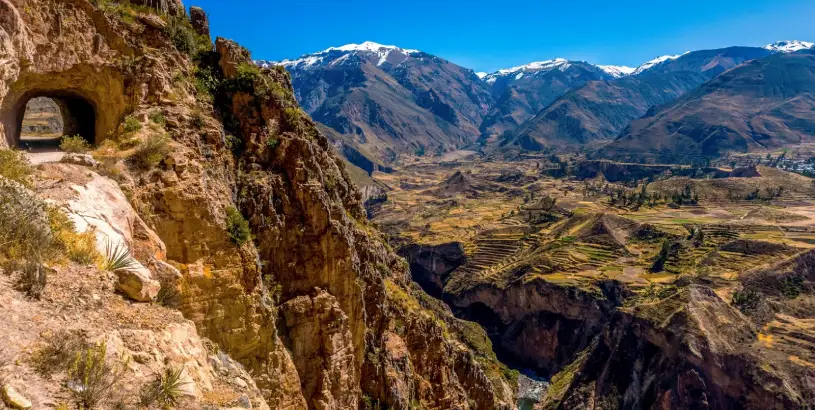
[266,137,279,151]
[68,343,119,409]
[59,135,91,153]
[732,289,761,312]
[780,276,805,299]
[283,107,302,130]
[123,115,143,133]
[226,206,251,245]
[165,17,197,56]
[148,110,166,127]
[132,134,172,170]
[0,149,34,187]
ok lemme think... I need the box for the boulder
[1,385,32,409]
[60,152,98,168]
[115,264,160,302]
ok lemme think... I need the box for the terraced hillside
[370,155,815,408]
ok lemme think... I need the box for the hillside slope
[604,49,815,162]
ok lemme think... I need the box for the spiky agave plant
[140,366,189,408]
[102,239,138,271]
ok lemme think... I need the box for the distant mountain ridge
[495,46,778,153]
[262,39,815,167]
[603,49,815,161]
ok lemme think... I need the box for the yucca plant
[102,239,138,271]
[140,366,189,408]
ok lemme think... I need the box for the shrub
[165,17,197,56]
[226,206,251,245]
[102,240,137,271]
[732,289,761,312]
[266,137,279,151]
[166,16,210,57]
[67,343,119,409]
[190,112,205,129]
[0,148,34,187]
[780,276,805,299]
[282,107,302,130]
[59,135,91,153]
[30,330,88,377]
[46,206,102,266]
[156,282,181,308]
[132,134,171,170]
[66,230,101,266]
[123,115,142,133]
[140,367,189,408]
[0,178,56,261]
[13,260,47,299]
[148,110,166,127]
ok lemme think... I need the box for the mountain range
[259,40,815,168]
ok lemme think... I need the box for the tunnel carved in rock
[0,66,128,148]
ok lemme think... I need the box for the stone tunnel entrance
[14,93,96,151]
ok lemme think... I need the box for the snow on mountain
[763,40,814,53]
[632,52,689,75]
[597,65,636,78]
[475,72,488,79]
[484,58,572,83]
[257,41,421,69]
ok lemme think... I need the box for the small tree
[226,206,251,245]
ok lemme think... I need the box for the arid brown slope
[605,50,815,162]
[0,1,514,409]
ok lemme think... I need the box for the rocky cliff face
[0,1,514,409]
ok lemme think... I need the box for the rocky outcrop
[545,286,811,409]
[189,6,209,37]
[399,242,466,298]
[450,277,617,376]
[210,36,514,409]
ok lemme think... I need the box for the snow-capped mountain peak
[763,40,814,53]
[324,41,419,54]
[475,72,488,79]
[597,65,636,78]
[258,41,421,69]
[632,52,689,75]
[484,58,572,83]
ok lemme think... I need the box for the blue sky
[190,0,815,72]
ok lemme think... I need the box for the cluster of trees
[605,183,699,210]
[667,185,699,208]
[608,183,661,210]
[744,186,784,201]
